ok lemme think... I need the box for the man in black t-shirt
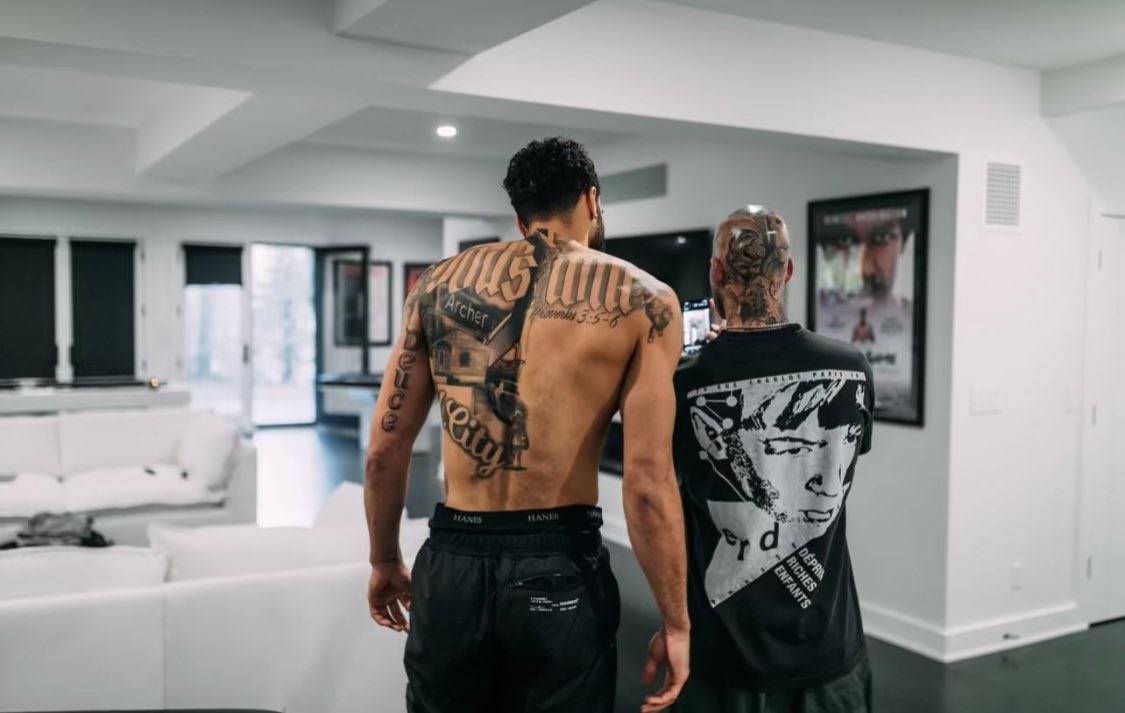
[671,208,875,712]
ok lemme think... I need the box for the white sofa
[0,407,256,545]
[0,483,427,713]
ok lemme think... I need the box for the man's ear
[585,187,599,221]
[515,215,527,237]
[785,258,794,284]
[711,257,726,287]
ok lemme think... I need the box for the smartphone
[682,299,711,355]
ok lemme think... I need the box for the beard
[589,208,606,252]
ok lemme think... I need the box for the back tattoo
[396,231,673,478]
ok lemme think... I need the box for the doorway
[1079,214,1125,624]
[250,243,317,426]
[183,244,247,422]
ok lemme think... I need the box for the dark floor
[616,607,1125,712]
[259,426,1125,713]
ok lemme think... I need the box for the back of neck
[524,222,588,248]
[720,289,788,329]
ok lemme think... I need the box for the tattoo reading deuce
[380,328,423,432]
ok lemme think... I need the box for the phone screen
[682,299,710,355]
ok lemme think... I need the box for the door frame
[1077,211,1125,624]
[314,245,371,424]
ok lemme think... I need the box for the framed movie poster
[333,260,366,347]
[403,262,433,299]
[368,261,392,346]
[807,189,928,426]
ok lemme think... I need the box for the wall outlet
[1011,563,1023,591]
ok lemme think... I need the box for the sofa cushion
[0,472,65,518]
[148,522,372,582]
[64,465,223,514]
[58,407,192,475]
[0,545,167,600]
[177,411,239,491]
[0,415,61,477]
[314,481,366,529]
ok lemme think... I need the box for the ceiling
[0,65,193,128]
[303,105,627,160]
[666,0,1125,70]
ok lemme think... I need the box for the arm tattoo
[380,327,423,432]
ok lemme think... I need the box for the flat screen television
[600,227,712,476]
[604,228,712,302]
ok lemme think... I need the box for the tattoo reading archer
[380,328,423,432]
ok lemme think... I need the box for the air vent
[602,164,667,205]
[985,162,1022,228]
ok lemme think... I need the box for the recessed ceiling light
[436,124,457,138]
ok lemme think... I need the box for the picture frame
[367,261,392,346]
[403,262,433,300]
[807,189,929,426]
[332,260,366,347]
[458,236,499,252]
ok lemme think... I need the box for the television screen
[604,229,712,302]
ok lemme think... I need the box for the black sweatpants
[405,504,621,713]
[671,656,873,713]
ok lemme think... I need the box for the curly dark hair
[502,137,601,227]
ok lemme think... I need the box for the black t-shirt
[672,324,875,691]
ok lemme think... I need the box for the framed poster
[807,189,928,426]
[368,261,392,346]
[333,260,366,347]
[403,262,433,299]
[458,236,499,252]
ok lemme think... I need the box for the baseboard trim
[862,601,1088,663]
[942,603,1087,663]
[861,603,946,661]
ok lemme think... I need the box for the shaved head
[712,208,792,326]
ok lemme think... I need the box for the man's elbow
[622,453,675,501]
[365,435,411,480]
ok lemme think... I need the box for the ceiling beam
[137,92,367,180]
[1042,53,1125,117]
[333,0,598,55]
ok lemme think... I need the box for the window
[70,239,136,379]
[0,237,56,380]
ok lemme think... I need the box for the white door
[1079,215,1125,623]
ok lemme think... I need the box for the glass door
[251,244,317,426]
[183,244,246,422]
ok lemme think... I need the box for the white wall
[588,135,959,645]
[0,197,442,419]
[436,0,1108,660]
[440,217,502,258]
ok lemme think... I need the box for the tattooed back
[399,232,678,510]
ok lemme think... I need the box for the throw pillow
[177,411,240,491]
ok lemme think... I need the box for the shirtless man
[364,138,690,713]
